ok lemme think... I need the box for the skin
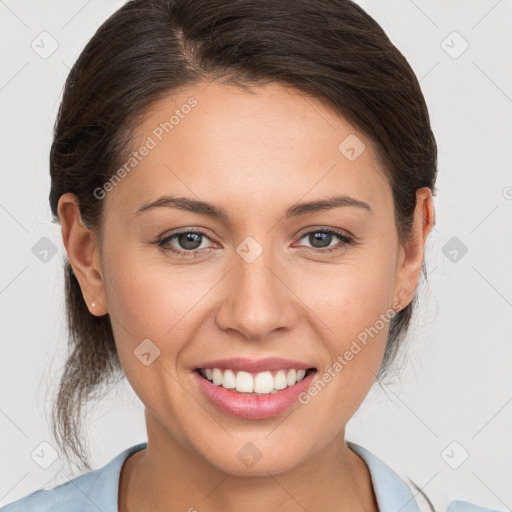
[58,81,434,512]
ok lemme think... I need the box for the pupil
[310,232,331,248]
[179,233,201,250]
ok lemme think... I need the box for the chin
[191,433,313,476]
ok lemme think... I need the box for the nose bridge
[215,236,295,340]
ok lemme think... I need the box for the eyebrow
[134,194,373,221]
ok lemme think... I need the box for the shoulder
[347,442,505,512]
[0,473,101,512]
[446,500,506,512]
[1,442,147,512]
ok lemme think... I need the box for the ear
[58,193,108,316]
[393,187,435,309]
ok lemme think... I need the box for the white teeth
[200,367,312,394]
[254,371,274,394]
[212,368,223,386]
[274,370,287,390]
[286,369,296,386]
[236,371,254,393]
[223,369,236,389]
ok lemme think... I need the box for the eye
[153,226,354,258]
[155,229,215,257]
[295,227,354,253]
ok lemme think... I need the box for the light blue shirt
[1,441,503,512]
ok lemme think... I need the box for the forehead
[104,81,391,220]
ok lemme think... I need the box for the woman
[1,0,502,511]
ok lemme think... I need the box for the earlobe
[57,193,108,316]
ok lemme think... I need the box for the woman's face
[63,81,431,475]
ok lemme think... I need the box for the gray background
[1,0,511,510]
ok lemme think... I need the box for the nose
[214,246,297,341]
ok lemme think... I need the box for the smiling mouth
[195,367,317,395]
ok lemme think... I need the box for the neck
[119,412,378,512]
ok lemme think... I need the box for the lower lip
[192,369,317,420]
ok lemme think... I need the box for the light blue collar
[348,441,420,512]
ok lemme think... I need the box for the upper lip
[195,357,316,373]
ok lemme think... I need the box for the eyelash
[154,227,354,257]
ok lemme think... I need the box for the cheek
[306,249,396,333]
[299,243,397,376]
[102,247,216,347]
[101,252,209,409]
[312,280,391,372]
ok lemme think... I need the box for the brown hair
[49,0,437,479]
